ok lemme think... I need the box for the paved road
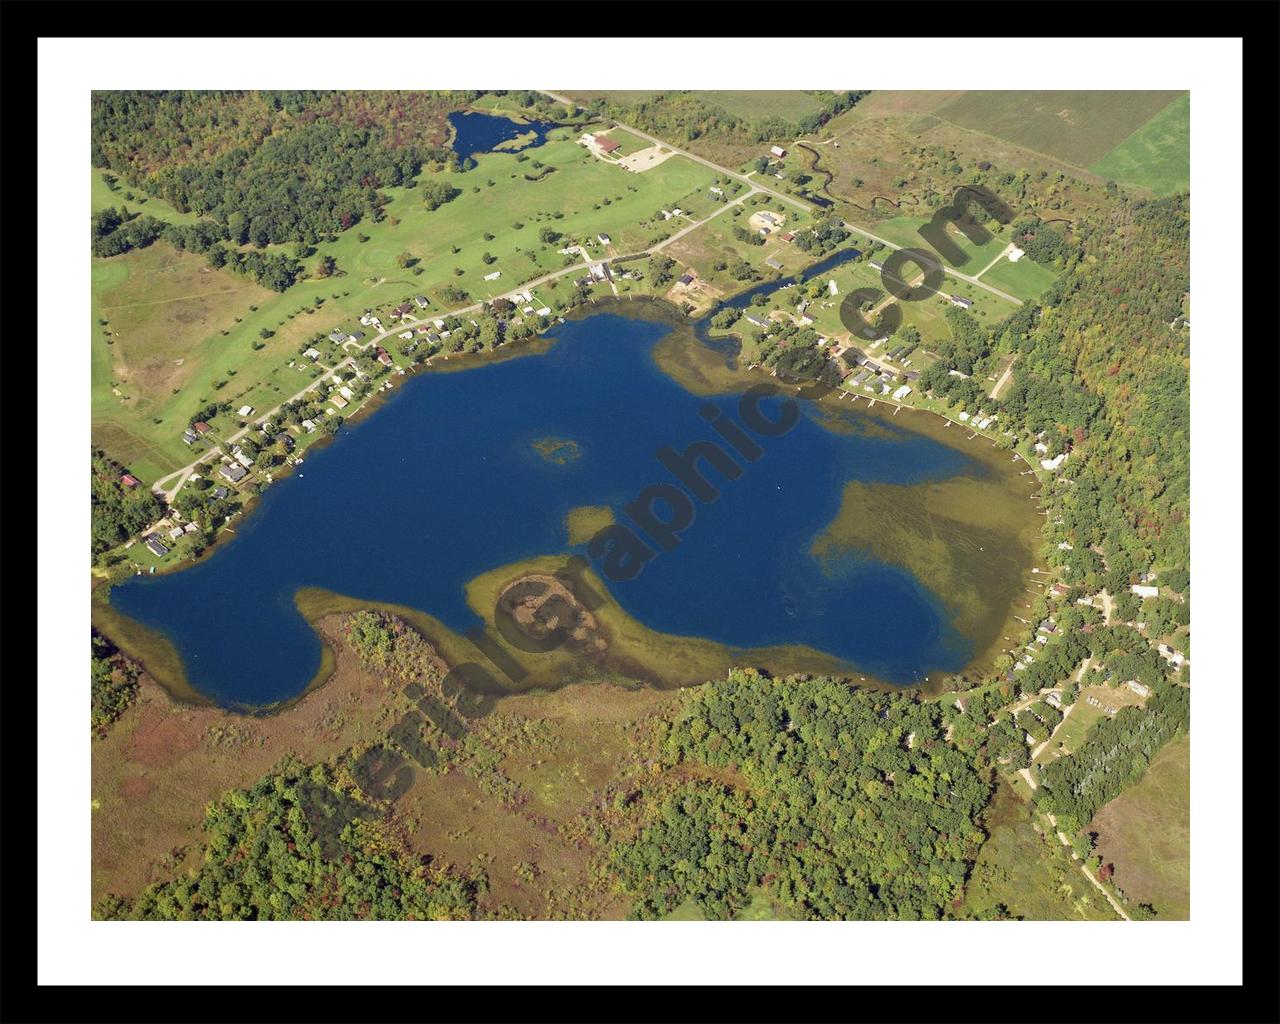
[151,183,759,500]
[546,91,1023,307]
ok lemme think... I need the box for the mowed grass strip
[1088,732,1190,920]
[1089,93,1189,195]
[936,90,1185,167]
[700,90,827,122]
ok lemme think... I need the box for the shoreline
[92,263,1044,713]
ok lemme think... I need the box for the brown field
[800,91,1117,229]
[94,242,275,410]
[935,91,1184,168]
[91,611,678,918]
[1089,733,1190,920]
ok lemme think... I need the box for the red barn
[120,473,140,489]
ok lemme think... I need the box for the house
[597,233,612,245]
[769,145,787,158]
[238,405,254,417]
[483,271,502,281]
[414,295,429,309]
[339,386,354,401]
[121,473,140,488]
[904,371,920,381]
[1045,691,1063,709]
[535,306,552,317]
[1051,583,1071,597]
[678,273,695,286]
[1034,441,1049,454]
[958,411,971,422]
[1040,452,1067,471]
[399,331,414,340]
[594,135,620,154]
[184,522,198,534]
[780,232,795,243]
[759,211,782,226]
[393,302,414,317]
[145,537,169,558]
[827,280,839,297]
[328,329,348,343]
[331,394,349,410]
[304,347,321,361]
[765,257,783,271]
[194,421,212,435]
[234,451,254,469]
[1131,584,1159,599]
[376,348,393,367]
[869,259,885,271]
[744,313,770,329]
[219,463,248,483]
[301,419,317,434]
[348,331,365,343]
[359,314,374,326]
[892,384,912,401]
[1008,245,1025,263]
[182,429,199,445]
[1126,680,1151,697]
[948,294,973,309]
[168,526,185,541]
[710,186,723,195]
[211,487,229,501]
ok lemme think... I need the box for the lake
[448,110,558,163]
[108,298,1039,706]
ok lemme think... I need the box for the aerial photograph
[86,86,1191,924]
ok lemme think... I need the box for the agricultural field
[795,91,1120,231]
[1089,92,1190,195]
[700,90,828,122]
[1088,733,1191,920]
[935,91,1185,168]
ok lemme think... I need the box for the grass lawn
[92,167,203,225]
[596,126,649,155]
[1089,93,1190,195]
[90,132,723,476]
[1088,733,1190,920]
[937,91,1185,167]
[979,255,1059,302]
[871,214,1013,275]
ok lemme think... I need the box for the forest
[90,448,165,556]
[1036,685,1190,823]
[610,668,991,920]
[91,91,464,248]
[94,759,481,921]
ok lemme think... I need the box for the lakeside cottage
[219,463,248,483]
[145,537,169,558]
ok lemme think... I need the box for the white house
[770,145,787,158]
[1040,452,1067,471]
[892,384,912,401]
[483,271,502,281]
[238,405,254,417]
[303,347,321,361]
[1131,584,1159,599]
[1125,680,1151,697]
[1008,245,1026,263]
[827,280,839,297]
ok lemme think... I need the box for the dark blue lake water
[448,110,557,163]
[111,307,993,706]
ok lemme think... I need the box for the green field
[979,254,1059,302]
[596,126,649,155]
[1089,733,1190,920]
[1090,93,1190,195]
[701,91,827,122]
[90,131,722,477]
[937,91,1185,167]
[871,215,1013,275]
[92,167,203,225]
